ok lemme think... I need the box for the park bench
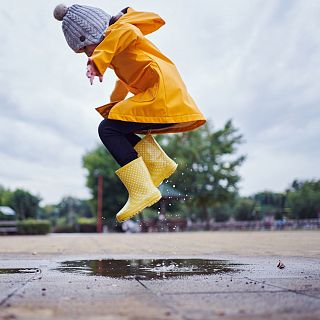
[0,221,18,234]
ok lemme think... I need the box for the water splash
[53,259,240,280]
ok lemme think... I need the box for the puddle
[0,268,40,274]
[53,259,240,280]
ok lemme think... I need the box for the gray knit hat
[54,4,111,52]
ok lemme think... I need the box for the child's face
[77,44,98,57]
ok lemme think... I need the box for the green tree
[56,196,93,225]
[82,120,245,227]
[0,185,12,206]
[39,204,59,225]
[253,191,286,220]
[158,120,245,227]
[233,198,257,221]
[6,189,41,220]
[57,197,92,218]
[286,179,320,219]
[82,146,127,226]
[211,202,234,222]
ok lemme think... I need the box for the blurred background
[0,0,319,234]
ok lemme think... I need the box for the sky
[0,0,319,205]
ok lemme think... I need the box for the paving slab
[0,232,319,320]
[0,231,319,257]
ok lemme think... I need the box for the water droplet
[173,185,176,188]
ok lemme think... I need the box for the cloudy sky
[0,0,319,204]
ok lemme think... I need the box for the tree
[56,196,93,226]
[158,120,245,227]
[82,146,127,226]
[82,120,245,227]
[0,185,12,206]
[286,179,320,219]
[253,191,286,220]
[6,189,41,220]
[211,202,234,222]
[233,198,257,221]
[39,204,59,224]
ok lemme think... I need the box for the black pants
[98,119,174,167]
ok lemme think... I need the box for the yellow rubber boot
[134,134,178,187]
[115,157,162,222]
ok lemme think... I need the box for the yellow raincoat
[91,8,206,134]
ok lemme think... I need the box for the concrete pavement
[0,231,319,320]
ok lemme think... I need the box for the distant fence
[140,218,320,232]
[208,218,320,231]
[140,219,188,233]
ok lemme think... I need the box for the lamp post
[94,170,104,233]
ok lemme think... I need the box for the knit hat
[53,4,111,52]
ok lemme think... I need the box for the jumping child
[54,4,206,222]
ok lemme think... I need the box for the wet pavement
[0,232,319,319]
[0,254,319,320]
[52,258,239,280]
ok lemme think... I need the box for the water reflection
[0,268,39,274]
[53,259,240,280]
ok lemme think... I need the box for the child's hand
[86,59,103,85]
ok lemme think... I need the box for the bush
[53,216,76,233]
[77,217,97,233]
[211,204,232,222]
[17,219,51,235]
[233,198,257,221]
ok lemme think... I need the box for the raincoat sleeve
[110,79,129,102]
[90,23,141,76]
[126,8,165,35]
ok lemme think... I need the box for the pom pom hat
[53,4,111,52]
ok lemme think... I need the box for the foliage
[0,185,11,206]
[157,120,245,223]
[211,203,233,222]
[57,197,93,218]
[38,204,59,225]
[0,188,41,220]
[233,198,257,221]
[56,196,93,226]
[77,217,97,233]
[81,120,245,226]
[82,146,127,226]
[253,191,286,218]
[17,219,51,235]
[286,179,320,219]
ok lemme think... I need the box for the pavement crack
[136,280,188,320]
[135,278,149,290]
[244,276,320,300]
[162,290,289,295]
[0,268,42,306]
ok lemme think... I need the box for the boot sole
[116,191,162,223]
[155,163,178,187]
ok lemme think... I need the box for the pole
[97,174,103,233]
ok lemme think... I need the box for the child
[54,4,206,222]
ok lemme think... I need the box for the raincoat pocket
[130,81,159,103]
[129,65,159,103]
